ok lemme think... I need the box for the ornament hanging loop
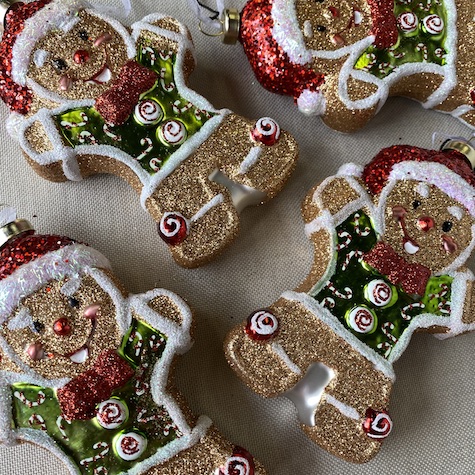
[0,0,21,33]
[197,9,240,45]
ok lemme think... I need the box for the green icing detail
[354,1,448,79]
[12,319,180,475]
[309,211,453,359]
[55,44,215,175]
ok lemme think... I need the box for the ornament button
[345,306,377,334]
[134,99,164,126]
[245,310,279,341]
[364,280,396,307]
[251,117,281,146]
[422,15,444,35]
[115,431,147,461]
[158,120,187,147]
[158,212,188,246]
[96,399,129,429]
[363,408,393,439]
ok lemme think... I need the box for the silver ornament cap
[0,0,22,34]
[441,138,475,171]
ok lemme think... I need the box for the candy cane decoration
[341,250,364,271]
[159,50,172,61]
[434,48,446,59]
[128,330,143,357]
[416,43,428,62]
[172,100,193,115]
[78,131,98,145]
[321,297,335,309]
[142,46,156,65]
[56,416,72,440]
[389,48,405,59]
[135,363,150,396]
[103,123,121,141]
[378,62,395,75]
[14,390,45,407]
[160,68,175,92]
[336,230,352,250]
[362,53,377,72]
[136,137,154,161]
[418,0,432,12]
[325,281,353,300]
[401,302,425,321]
[438,301,451,314]
[80,442,110,468]
[94,467,108,475]
[377,341,392,358]
[60,112,88,129]
[195,108,211,121]
[149,158,162,172]
[381,322,398,344]
[150,333,166,351]
[28,414,47,431]
[428,283,449,300]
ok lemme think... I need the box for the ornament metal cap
[0,219,34,249]
[221,8,240,45]
[0,0,21,34]
[441,138,475,171]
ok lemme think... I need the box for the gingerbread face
[381,180,474,273]
[1,274,121,379]
[295,0,371,50]
[27,10,128,101]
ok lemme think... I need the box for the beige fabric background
[0,1,474,473]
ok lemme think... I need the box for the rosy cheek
[442,235,458,254]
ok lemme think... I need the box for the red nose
[53,318,72,336]
[417,216,434,232]
[74,50,90,64]
[329,6,340,17]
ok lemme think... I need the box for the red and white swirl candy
[422,14,444,35]
[365,279,393,307]
[158,211,189,246]
[134,99,164,126]
[115,432,147,461]
[397,12,418,33]
[363,408,393,439]
[245,310,279,341]
[346,306,377,334]
[96,399,128,430]
[251,117,281,146]
[219,447,255,475]
[158,119,188,146]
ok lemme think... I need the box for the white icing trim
[239,146,262,175]
[325,394,360,420]
[271,342,302,375]
[448,206,464,220]
[190,194,224,223]
[281,291,395,380]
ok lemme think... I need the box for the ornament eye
[78,30,89,41]
[315,0,324,3]
[412,200,421,209]
[32,321,45,333]
[316,25,327,32]
[52,58,68,72]
[68,297,80,308]
[442,221,453,232]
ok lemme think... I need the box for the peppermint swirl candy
[134,99,164,126]
[365,280,393,307]
[115,432,147,461]
[346,306,377,334]
[397,12,418,33]
[363,408,393,439]
[423,14,444,35]
[251,117,281,146]
[222,456,252,475]
[158,211,188,246]
[246,310,279,340]
[96,399,128,429]
[158,119,188,146]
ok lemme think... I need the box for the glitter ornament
[225,138,475,463]
[205,0,475,132]
[0,0,298,268]
[0,212,267,474]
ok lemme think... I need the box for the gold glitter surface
[148,295,184,326]
[320,177,360,215]
[1,272,122,379]
[305,402,381,464]
[462,279,475,324]
[27,10,129,102]
[382,180,474,273]
[295,0,372,52]
[389,73,444,101]
[24,121,53,154]
[145,425,267,474]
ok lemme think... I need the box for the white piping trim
[325,394,361,420]
[271,343,302,375]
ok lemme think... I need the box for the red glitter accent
[57,349,134,420]
[53,317,72,336]
[239,0,325,101]
[95,60,158,126]
[73,49,90,64]
[362,145,475,195]
[368,0,398,49]
[245,310,279,341]
[0,231,74,280]
[363,407,392,439]
[363,242,431,296]
[0,0,52,114]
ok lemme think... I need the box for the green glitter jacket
[0,278,211,475]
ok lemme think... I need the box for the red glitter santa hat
[362,142,475,216]
[0,0,85,114]
[0,208,111,322]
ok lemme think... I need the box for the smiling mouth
[62,318,97,364]
[392,205,420,255]
[85,64,112,85]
